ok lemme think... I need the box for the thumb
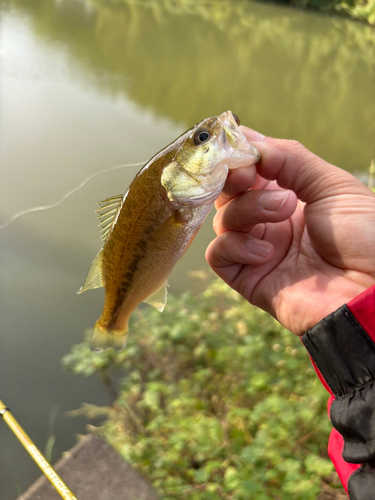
[240,127,367,204]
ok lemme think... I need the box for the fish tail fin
[90,322,128,352]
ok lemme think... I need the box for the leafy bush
[338,0,375,24]
[272,0,375,24]
[63,278,343,499]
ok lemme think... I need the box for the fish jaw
[217,111,261,169]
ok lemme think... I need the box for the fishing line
[0,161,146,230]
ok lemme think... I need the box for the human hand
[206,128,375,335]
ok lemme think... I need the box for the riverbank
[17,435,158,500]
[271,0,375,25]
[63,279,345,500]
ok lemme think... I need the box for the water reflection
[3,0,375,171]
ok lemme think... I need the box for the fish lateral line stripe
[108,234,151,325]
[114,184,160,290]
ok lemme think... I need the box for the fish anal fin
[89,323,128,352]
[96,194,123,242]
[78,248,105,294]
[143,281,168,312]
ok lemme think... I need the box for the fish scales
[79,111,260,351]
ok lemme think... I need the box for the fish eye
[193,128,211,145]
[232,113,240,126]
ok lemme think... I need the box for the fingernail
[247,239,272,256]
[259,190,290,211]
[240,126,265,142]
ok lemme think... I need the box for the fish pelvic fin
[143,280,168,312]
[90,322,128,352]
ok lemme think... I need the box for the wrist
[288,282,370,336]
[302,284,375,338]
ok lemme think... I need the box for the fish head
[161,111,260,206]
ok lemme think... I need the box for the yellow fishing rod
[0,399,78,500]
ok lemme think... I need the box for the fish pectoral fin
[78,248,105,294]
[143,281,168,312]
[96,194,123,242]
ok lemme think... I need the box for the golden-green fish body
[79,111,260,350]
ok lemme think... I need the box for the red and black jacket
[302,285,375,499]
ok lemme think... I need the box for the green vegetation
[278,0,375,24]
[63,278,345,499]
[341,0,375,24]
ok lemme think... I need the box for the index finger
[240,126,365,203]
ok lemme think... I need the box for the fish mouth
[218,111,261,169]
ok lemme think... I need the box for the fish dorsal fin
[143,281,168,312]
[78,194,123,294]
[78,248,105,294]
[96,194,123,242]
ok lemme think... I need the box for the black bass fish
[79,111,260,350]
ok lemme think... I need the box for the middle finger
[213,188,297,235]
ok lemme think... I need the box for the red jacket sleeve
[302,285,375,500]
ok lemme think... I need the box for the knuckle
[212,213,221,235]
[286,139,305,152]
[219,231,232,248]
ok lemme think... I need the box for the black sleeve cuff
[348,463,375,500]
[302,304,375,464]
